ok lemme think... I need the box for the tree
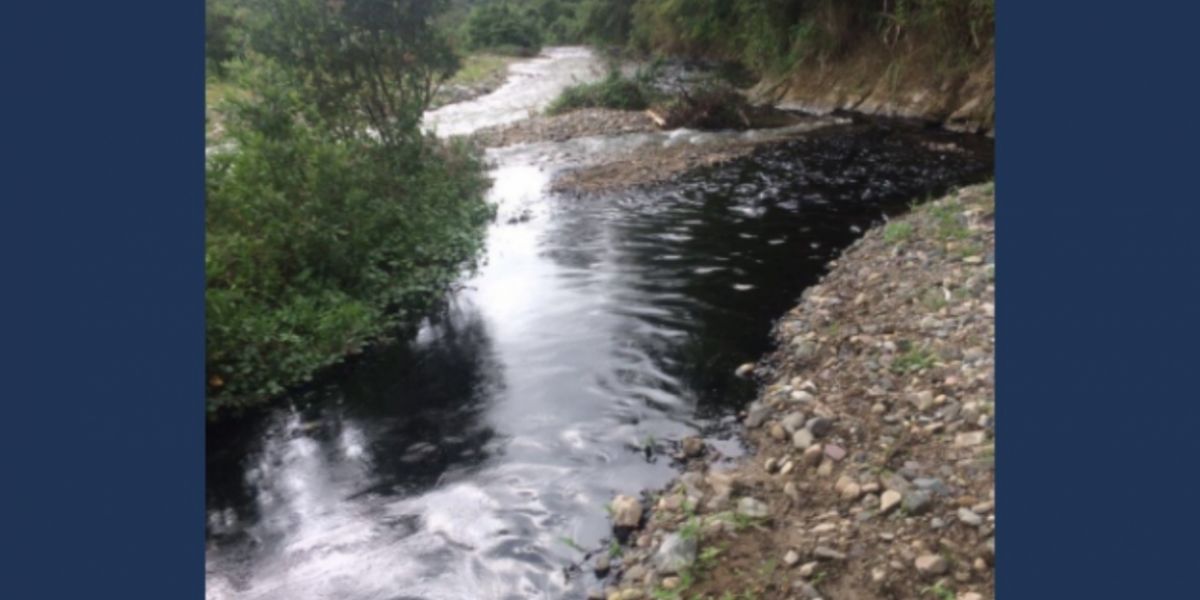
[246,0,460,148]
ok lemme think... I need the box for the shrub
[205,0,493,412]
[545,70,652,114]
[206,88,492,408]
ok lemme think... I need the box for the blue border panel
[1,2,204,598]
[1000,1,1200,597]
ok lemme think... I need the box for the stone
[653,532,697,574]
[744,401,771,428]
[661,576,681,590]
[780,461,795,476]
[954,431,987,447]
[957,508,983,526]
[817,459,834,477]
[784,549,801,566]
[799,561,819,578]
[622,565,647,584]
[789,390,815,404]
[784,482,800,502]
[769,423,787,440]
[792,429,815,450]
[914,554,949,576]
[681,436,705,458]
[611,495,642,529]
[814,546,847,560]
[913,478,947,494]
[880,490,903,514]
[959,593,984,600]
[811,522,837,534]
[841,482,862,500]
[594,555,611,577]
[792,337,816,360]
[803,443,824,466]
[823,444,847,461]
[735,362,756,378]
[764,458,778,473]
[910,390,935,411]
[807,417,834,438]
[737,497,770,519]
[781,411,807,433]
[903,490,933,514]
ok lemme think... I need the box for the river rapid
[205,47,993,600]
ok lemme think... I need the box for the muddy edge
[598,184,996,600]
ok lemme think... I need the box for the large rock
[610,495,642,529]
[653,532,698,573]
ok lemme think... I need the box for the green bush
[545,70,652,114]
[206,84,491,408]
[205,0,493,412]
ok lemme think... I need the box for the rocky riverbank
[594,183,996,600]
[469,106,847,195]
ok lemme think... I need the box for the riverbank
[597,183,995,600]
[752,51,994,135]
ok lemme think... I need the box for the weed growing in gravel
[925,581,956,599]
[893,347,937,374]
[884,221,915,243]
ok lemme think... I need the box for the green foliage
[246,0,460,148]
[892,346,937,374]
[465,2,544,52]
[545,70,651,114]
[206,0,492,411]
[575,0,992,75]
[884,221,914,243]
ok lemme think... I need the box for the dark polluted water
[206,96,992,600]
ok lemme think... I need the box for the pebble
[661,576,681,590]
[914,554,949,575]
[808,417,834,437]
[784,549,801,566]
[737,497,770,519]
[611,495,642,529]
[744,401,771,428]
[594,555,610,577]
[880,489,903,513]
[799,561,819,578]
[622,564,647,584]
[680,436,705,458]
[957,507,983,526]
[960,593,984,600]
[781,411,807,433]
[769,422,787,440]
[790,390,815,403]
[735,362,756,378]
[792,429,815,450]
[823,444,847,461]
[954,431,987,447]
[802,443,824,465]
[653,532,697,573]
[814,546,847,560]
[903,490,932,514]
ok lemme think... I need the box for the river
[205,47,992,600]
